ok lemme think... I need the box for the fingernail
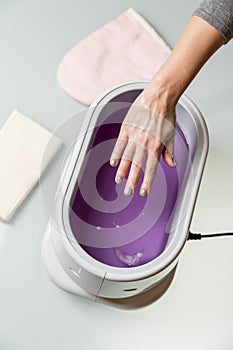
[171,155,177,167]
[124,187,133,196]
[110,159,116,166]
[140,189,148,197]
[116,176,123,184]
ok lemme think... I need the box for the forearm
[112,3,232,196]
[143,15,226,115]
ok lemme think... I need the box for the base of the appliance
[42,227,177,309]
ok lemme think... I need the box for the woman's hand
[109,15,225,197]
[109,82,177,197]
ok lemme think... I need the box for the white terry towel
[0,110,61,222]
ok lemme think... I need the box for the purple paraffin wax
[69,90,190,268]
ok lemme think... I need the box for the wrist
[141,72,181,116]
[140,15,225,117]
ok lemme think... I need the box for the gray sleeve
[193,0,233,43]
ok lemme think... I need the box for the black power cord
[188,231,233,240]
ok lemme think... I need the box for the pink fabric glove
[57,8,171,105]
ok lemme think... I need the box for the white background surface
[0,1,233,349]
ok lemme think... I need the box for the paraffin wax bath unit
[42,81,209,308]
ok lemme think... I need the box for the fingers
[114,139,162,197]
[109,105,177,196]
[139,148,160,196]
[123,162,143,196]
[110,134,164,197]
[162,136,177,168]
[110,135,128,167]
[122,143,146,196]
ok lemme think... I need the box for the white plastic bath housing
[42,81,209,309]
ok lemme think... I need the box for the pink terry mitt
[57,8,171,105]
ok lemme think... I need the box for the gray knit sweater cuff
[193,0,233,43]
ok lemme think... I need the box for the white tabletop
[0,1,233,349]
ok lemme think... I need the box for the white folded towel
[0,110,62,222]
